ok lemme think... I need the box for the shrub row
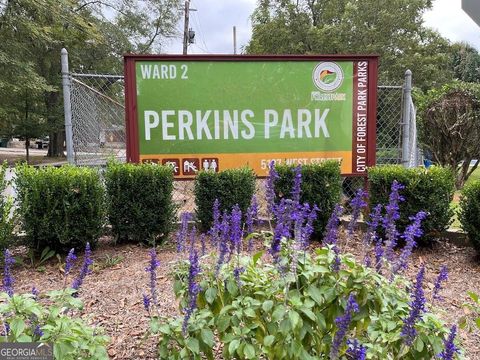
[274,161,342,237]
[460,181,480,252]
[12,161,480,253]
[368,165,455,245]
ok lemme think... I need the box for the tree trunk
[25,138,30,164]
[47,131,65,157]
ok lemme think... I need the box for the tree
[416,82,480,189]
[246,0,452,88]
[450,42,480,83]
[0,0,181,159]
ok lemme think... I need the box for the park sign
[124,55,378,178]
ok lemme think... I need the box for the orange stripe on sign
[140,151,353,179]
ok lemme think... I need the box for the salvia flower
[265,160,279,215]
[31,286,39,300]
[401,266,426,346]
[392,211,427,276]
[383,181,405,262]
[291,165,302,206]
[216,210,230,274]
[230,204,243,257]
[144,248,160,306]
[33,324,43,338]
[374,237,384,273]
[65,248,77,276]
[324,205,343,272]
[363,204,383,266]
[347,189,368,236]
[233,266,245,287]
[245,195,258,236]
[176,212,193,252]
[209,199,221,246]
[182,248,201,335]
[199,233,206,256]
[71,243,93,295]
[432,265,448,302]
[270,199,293,262]
[3,249,15,297]
[437,325,459,360]
[142,293,151,312]
[300,203,318,250]
[346,339,367,360]
[330,294,359,359]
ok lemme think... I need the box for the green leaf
[228,339,240,355]
[307,286,323,305]
[262,300,274,312]
[201,328,215,347]
[288,310,300,329]
[272,305,286,322]
[264,335,275,347]
[186,338,200,354]
[253,251,264,266]
[244,343,256,359]
[205,288,217,304]
[10,318,26,339]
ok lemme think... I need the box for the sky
[163,0,480,54]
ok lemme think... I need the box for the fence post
[401,69,412,168]
[61,48,74,165]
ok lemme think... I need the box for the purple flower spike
[347,189,368,236]
[246,196,259,237]
[176,212,193,252]
[71,243,93,295]
[209,199,221,246]
[383,181,405,262]
[437,325,459,360]
[182,248,201,335]
[31,286,39,300]
[363,204,383,266]
[3,249,15,297]
[331,294,360,359]
[324,205,344,272]
[374,237,384,274]
[266,161,279,215]
[432,265,448,302]
[65,248,77,276]
[144,248,160,306]
[230,205,243,256]
[392,211,427,276]
[401,266,426,346]
[33,324,43,338]
[346,339,367,360]
[142,293,151,312]
[216,210,230,274]
[292,165,302,206]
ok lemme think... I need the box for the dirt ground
[9,232,480,360]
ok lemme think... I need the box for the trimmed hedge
[459,180,480,252]
[194,168,255,232]
[105,162,175,244]
[368,165,455,244]
[274,161,342,237]
[15,165,104,252]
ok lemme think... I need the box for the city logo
[312,62,344,92]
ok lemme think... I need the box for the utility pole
[183,0,190,55]
[233,26,237,55]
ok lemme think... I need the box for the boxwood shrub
[105,161,175,244]
[274,161,342,237]
[368,165,455,244]
[15,165,104,253]
[194,168,255,232]
[459,180,480,252]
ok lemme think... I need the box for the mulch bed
[9,232,480,359]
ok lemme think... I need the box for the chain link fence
[65,67,411,215]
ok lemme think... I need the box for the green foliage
[0,289,109,359]
[194,168,256,232]
[104,161,175,244]
[153,247,451,359]
[274,161,342,237]
[415,81,480,188]
[15,165,105,253]
[368,165,455,244]
[246,0,452,89]
[0,163,15,252]
[459,180,480,252]
[461,291,480,332]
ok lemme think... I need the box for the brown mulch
[9,233,480,360]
